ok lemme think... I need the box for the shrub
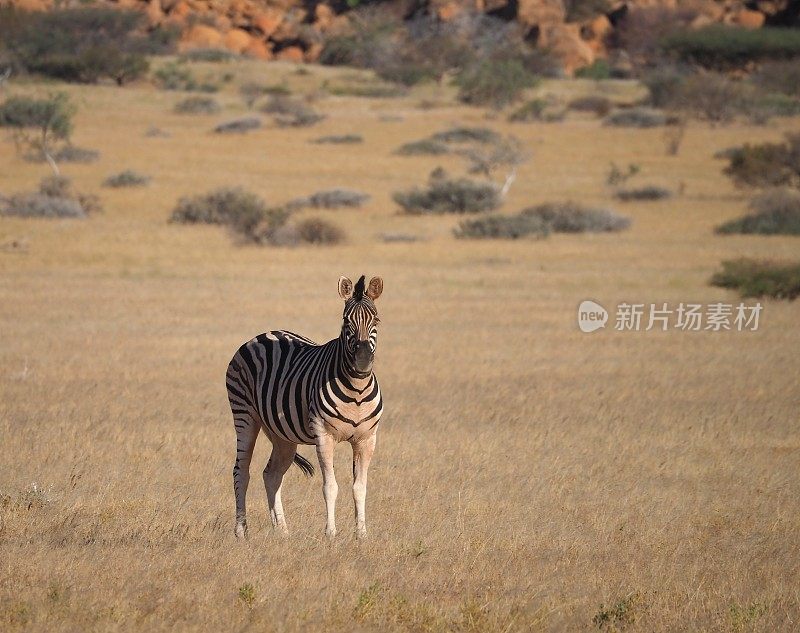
[103,170,150,188]
[567,95,612,117]
[324,81,407,98]
[710,258,800,300]
[393,178,501,214]
[261,95,324,127]
[1,6,153,84]
[669,73,756,123]
[153,62,217,92]
[755,93,800,118]
[716,188,800,235]
[311,134,363,144]
[213,117,261,134]
[290,189,370,209]
[606,163,641,187]
[752,60,800,98]
[239,81,290,108]
[508,98,565,123]
[662,26,800,69]
[454,213,550,239]
[171,187,268,226]
[574,59,611,80]
[1,176,100,218]
[174,96,220,114]
[395,139,450,156]
[49,145,99,164]
[431,126,501,145]
[642,66,688,108]
[722,135,800,188]
[614,186,673,201]
[521,202,631,232]
[294,217,346,245]
[612,7,697,68]
[179,48,237,63]
[455,58,538,109]
[604,107,667,128]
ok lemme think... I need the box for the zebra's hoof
[356,527,367,540]
[325,528,337,540]
[235,521,247,539]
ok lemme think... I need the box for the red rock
[276,46,304,63]
[244,38,273,60]
[541,23,595,76]
[305,42,324,62]
[518,0,565,29]
[253,9,284,37]
[181,24,224,49]
[732,8,766,28]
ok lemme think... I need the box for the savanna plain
[1,60,799,632]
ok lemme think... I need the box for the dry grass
[1,59,799,632]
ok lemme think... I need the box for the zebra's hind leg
[233,414,259,538]
[263,435,297,535]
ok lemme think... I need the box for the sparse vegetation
[311,134,363,145]
[568,95,613,117]
[1,176,100,218]
[606,163,641,187]
[290,189,370,209]
[615,186,673,201]
[292,217,346,245]
[593,592,642,630]
[174,96,220,115]
[261,95,324,127]
[213,117,261,134]
[752,60,800,98]
[710,258,800,300]
[239,81,290,108]
[153,62,218,92]
[722,135,800,189]
[454,212,550,239]
[604,107,668,128]
[455,58,538,109]
[521,202,631,232]
[395,139,450,156]
[508,98,565,123]
[103,170,150,188]
[716,188,800,235]
[238,583,256,608]
[180,48,237,63]
[431,127,501,145]
[393,177,501,215]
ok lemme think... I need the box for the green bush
[662,26,800,69]
[722,135,800,188]
[507,98,565,123]
[716,188,800,235]
[454,213,550,239]
[431,126,501,145]
[574,59,612,80]
[293,217,346,245]
[614,186,673,201]
[179,48,237,63]
[521,202,630,232]
[153,62,217,92]
[455,58,538,109]
[710,258,800,300]
[174,96,220,114]
[239,81,290,108]
[0,94,73,139]
[261,95,324,127]
[1,7,154,84]
[103,170,150,188]
[393,178,501,214]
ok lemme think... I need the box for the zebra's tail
[293,453,315,477]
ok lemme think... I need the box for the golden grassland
[1,60,799,631]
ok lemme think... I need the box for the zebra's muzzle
[354,342,374,372]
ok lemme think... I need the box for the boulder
[541,23,594,76]
[731,8,766,28]
[305,42,324,62]
[518,0,566,29]
[181,24,224,49]
[276,46,305,63]
[244,38,273,60]
[581,14,611,57]
[146,0,164,26]
[314,3,335,30]
[253,9,284,37]
[223,28,252,53]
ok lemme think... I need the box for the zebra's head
[338,275,383,375]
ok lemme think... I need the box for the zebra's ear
[338,276,353,300]
[367,276,383,301]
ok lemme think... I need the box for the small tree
[0,93,75,175]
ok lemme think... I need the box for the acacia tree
[0,92,75,175]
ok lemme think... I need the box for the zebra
[226,275,384,539]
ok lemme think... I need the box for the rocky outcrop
[3,0,793,74]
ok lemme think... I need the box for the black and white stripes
[226,275,384,538]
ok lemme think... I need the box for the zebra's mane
[353,275,366,301]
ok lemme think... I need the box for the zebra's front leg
[352,433,376,539]
[315,433,338,538]
[263,438,297,535]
